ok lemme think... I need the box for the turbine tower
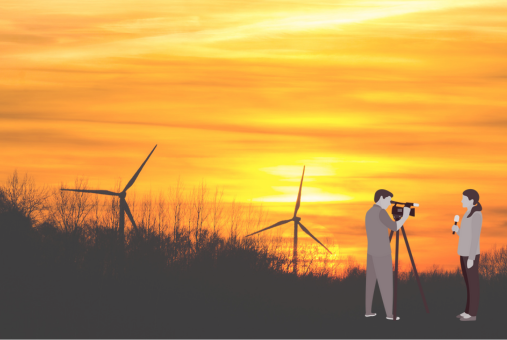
[246,166,332,275]
[61,145,157,245]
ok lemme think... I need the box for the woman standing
[451,189,483,322]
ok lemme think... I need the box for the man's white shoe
[365,313,376,317]
[386,316,400,320]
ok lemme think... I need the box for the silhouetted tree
[0,188,9,213]
[1,170,50,223]
[51,177,95,232]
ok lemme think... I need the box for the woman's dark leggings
[460,255,480,316]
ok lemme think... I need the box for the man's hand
[395,207,411,230]
[467,259,474,269]
[452,225,459,233]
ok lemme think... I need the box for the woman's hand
[452,225,459,233]
[467,259,474,269]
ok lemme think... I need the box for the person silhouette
[452,189,483,322]
[365,189,410,321]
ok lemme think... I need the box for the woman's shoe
[460,316,476,321]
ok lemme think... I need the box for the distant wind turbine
[246,166,332,275]
[61,145,157,245]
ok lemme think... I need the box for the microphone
[453,215,459,235]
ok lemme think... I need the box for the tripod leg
[393,230,399,320]
[389,230,394,242]
[401,226,429,313]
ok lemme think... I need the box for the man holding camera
[365,189,410,320]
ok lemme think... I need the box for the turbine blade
[293,166,305,218]
[123,199,138,229]
[123,144,157,193]
[60,189,118,196]
[298,222,332,254]
[246,219,292,237]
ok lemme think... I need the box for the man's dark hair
[374,189,393,203]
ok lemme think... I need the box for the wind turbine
[61,145,157,245]
[246,166,332,275]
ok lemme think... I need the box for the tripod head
[391,201,419,221]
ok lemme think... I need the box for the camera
[391,201,419,221]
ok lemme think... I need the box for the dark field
[1,212,506,338]
[1,173,506,338]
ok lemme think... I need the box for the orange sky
[2,0,507,272]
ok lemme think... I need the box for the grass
[1,173,506,338]
[1,208,507,338]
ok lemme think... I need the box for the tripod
[389,218,430,320]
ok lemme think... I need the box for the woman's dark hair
[374,189,393,203]
[463,189,482,218]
